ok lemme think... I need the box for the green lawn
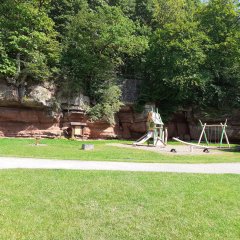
[0,170,239,240]
[0,138,239,163]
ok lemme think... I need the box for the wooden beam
[173,137,209,149]
[198,121,209,145]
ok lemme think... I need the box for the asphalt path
[0,157,239,174]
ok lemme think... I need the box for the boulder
[59,91,90,111]
[0,83,18,105]
[82,144,94,150]
[28,85,53,107]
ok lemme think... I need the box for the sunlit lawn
[0,138,239,163]
[0,170,239,240]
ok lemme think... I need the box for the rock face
[0,106,61,138]
[116,106,190,140]
[117,105,147,139]
[0,79,239,142]
[59,93,90,112]
[0,80,117,139]
[0,83,18,104]
[0,80,56,108]
[28,85,53,107]
[120,79,140,104]
[61,112,117,139]
[0,80,61,138]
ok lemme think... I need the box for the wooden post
[203,125,209,145]
[154,128,158,146]
[220,123,225,148]
[35,136,41,145]
[71,126,75,139]
[220,120,230,148]
[162,131,165,144]
[224,130,230,148]
[82,126,85,140]
[198,121,209,145]
[198,120,204,145]
[164,128,168,144]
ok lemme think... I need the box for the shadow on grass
[218,146,240,153]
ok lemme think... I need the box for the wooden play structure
[198,119,230,148]
[133,109,168,147]
[172,119,230,153]
[132,109,231,153]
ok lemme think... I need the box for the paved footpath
[0,157,240,174]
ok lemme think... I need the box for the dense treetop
[0,0,239,121]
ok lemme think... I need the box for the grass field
[0,170,239,240]
[0,138,239,163]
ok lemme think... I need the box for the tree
[62,4,148,123]
[47,0,88,37]
[137,0,240,117]
[198,0,240,109]
[108,0,136,17]
[137,0,209,117]
[0,0,60,101]
[144,21,208,115]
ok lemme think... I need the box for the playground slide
[133,131,154,145]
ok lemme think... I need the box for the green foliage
[152,0,188,28]
[108,0,136,17]
[144,21,209,114]
[0,0,60,86]
[47,0,88,36]
[138,0,240,117]
[198,0,240,109]
[1,0,240,122]
[89,85,123,124]
[63,4,148,122]
[0,34,16,75]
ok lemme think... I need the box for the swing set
[198,119,230,148]
[172,119,230,153]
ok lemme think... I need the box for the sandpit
[109,143,224,155]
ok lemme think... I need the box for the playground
[0,124,239,240]
[1,0,239,239]
[0,138,239,163]
[0,105,239,240]
[111,143,227,155]
[131,108,236,155]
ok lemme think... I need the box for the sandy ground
[109,143,225,155]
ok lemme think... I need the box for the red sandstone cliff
[0,79,239,142]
